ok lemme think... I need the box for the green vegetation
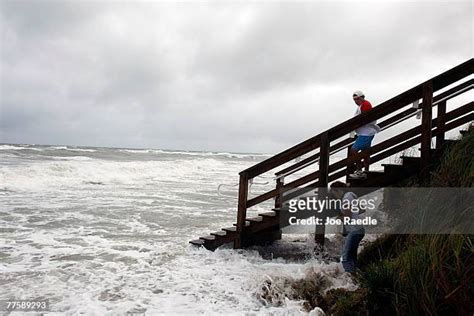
[353,233,473,315]
[305,129,474,314]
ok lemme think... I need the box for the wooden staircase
[190,59,474,250]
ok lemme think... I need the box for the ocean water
[0,144,362,315]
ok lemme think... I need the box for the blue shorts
[352,135,374,151]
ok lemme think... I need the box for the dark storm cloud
[0,0,471,152]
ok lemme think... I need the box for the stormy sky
[0,0,472,153]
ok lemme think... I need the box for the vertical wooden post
[274,177,284,232]
[234,173,248,249]
[274,177,284,210]
[315,132,329,246]
[319,132,329,186]
[345,135,356,182]
[421,82,433,178]
[436,100,446,151]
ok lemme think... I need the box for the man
[329,181,365,273]
[349,90,380,179]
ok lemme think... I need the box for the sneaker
[349,170,367,179]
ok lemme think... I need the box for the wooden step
[416,144,455,155]
[210,231,227,237]
[381,163,400,169]
[233,221,250,227]
[196,236,221,251]
[348,170,385,181]
[417,148,436,154]
[244,216,280,234]
[258,211,276,217]
[247,216,263,223]
[383,163,409,172]
[348,171,391,189]
[438,139,458,149]
[382,164,420,178]
[222,226,237,233]
[189,239,205,246]
[211,230,238,245]
[400,156,420,165]
[199,235,216,241]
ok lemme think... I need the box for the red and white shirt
[354,100,380,136]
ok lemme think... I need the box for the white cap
[353,90,365,98]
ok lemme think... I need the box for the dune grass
[303,128,474,314]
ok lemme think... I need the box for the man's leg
[352,230,365,268]
[349,136,367,174]
[349,147,362,173]
[363,154,370,171]
[362,136,375,171]
[341,240,355,272]
[341,231,360,272]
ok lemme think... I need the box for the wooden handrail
[432,78,473,102]
[274,78,474,179]
[241,134,321,178]
[274,138,352,177]
[327,61,472,141]
[281,111,474,204]
[244,101,473,207]
[331,103,473,175]
[274,108,474,205]
[241,59,473,179]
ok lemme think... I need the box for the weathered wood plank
[235,173,249,248]
[421,82,433,176]
[436,100,446,150]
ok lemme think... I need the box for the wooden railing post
[315,132,329,246]
[319,132,329,186]
[436,100,446,150]
[421,82,433,178]
[273,177,284,234]
[234,173,249,249]
[345,134,356,182]
[274,177,284,210]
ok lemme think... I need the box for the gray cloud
[0,0,471,153]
